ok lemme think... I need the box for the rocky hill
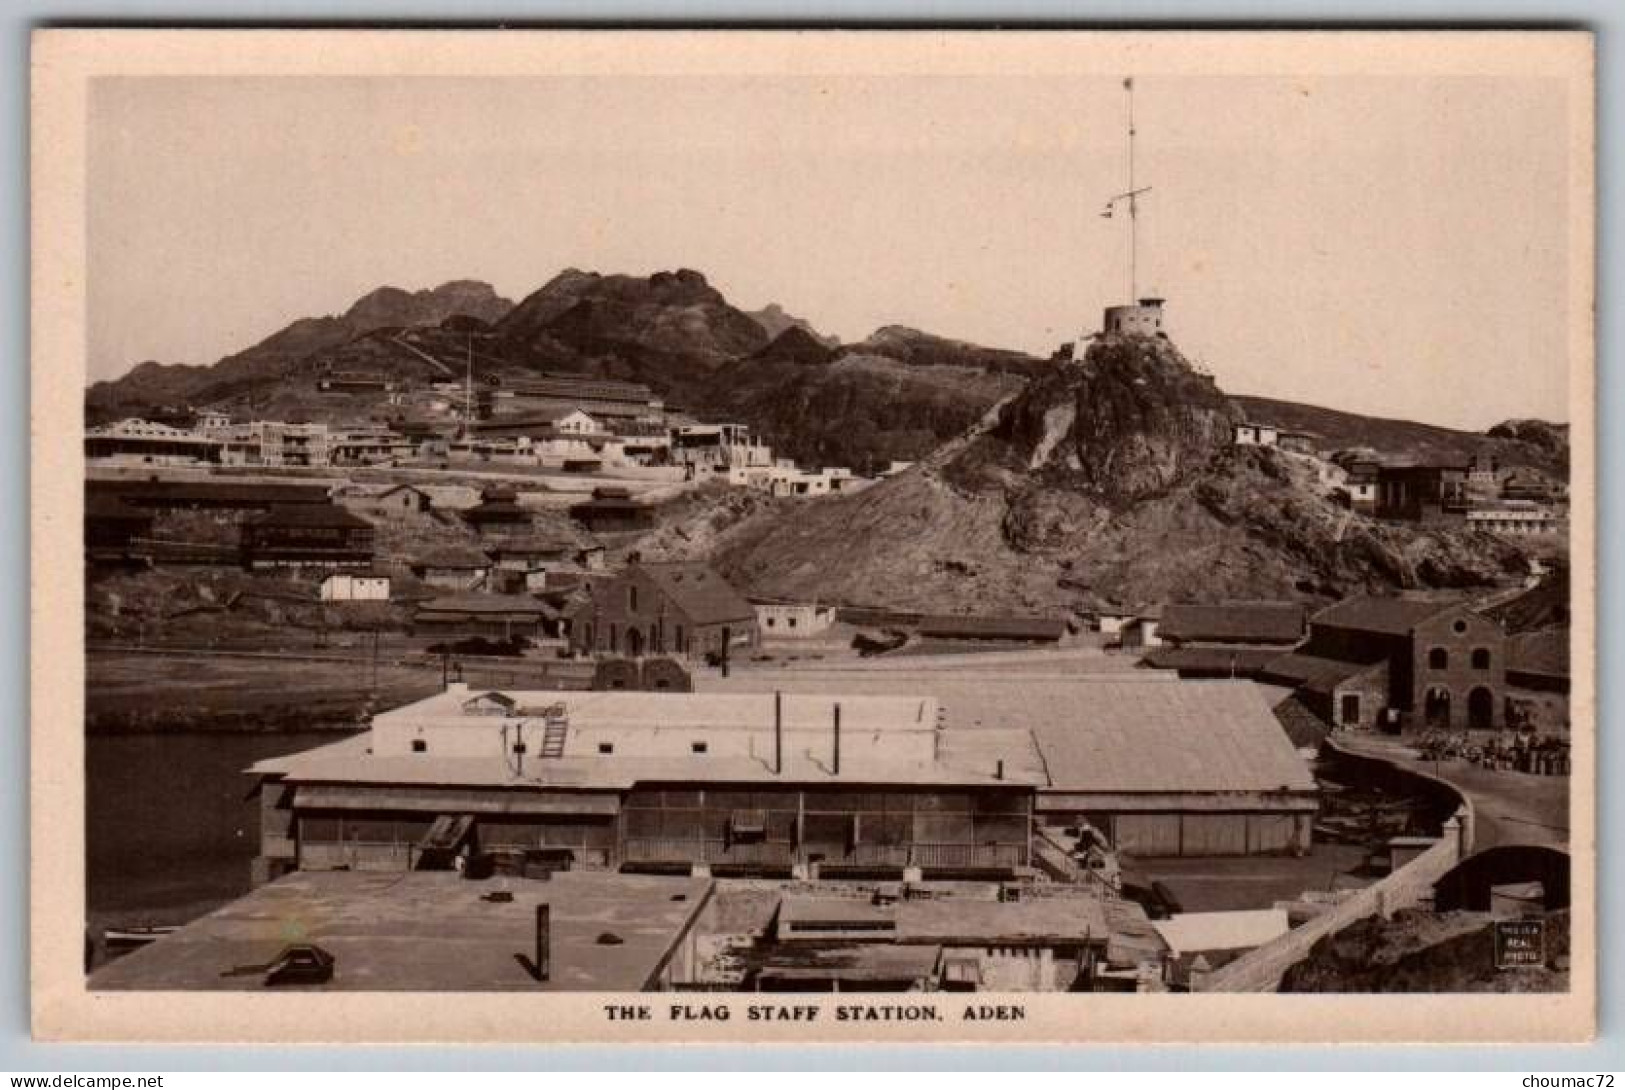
[747,303,839,348]
[87,280,514,421]
[1488,418,1570,463]
[705,333,1533,613]
[701,338,1028,473]
[86,265,1569,497]
[493,268,771,396]
[848,325,1049,380]
[1235,395,1567,476]
[1281,908,1569,993]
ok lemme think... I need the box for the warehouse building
[240,504,376,569]
[1030,681,1319,857]
[410,595,558,642]
[248,686,1045,883]
[1141,601,1307,679]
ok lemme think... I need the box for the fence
[620,838,1024,871]
[1195,804,1470,993]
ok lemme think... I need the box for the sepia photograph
[30,29,1594,1044]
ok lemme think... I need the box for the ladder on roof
[539,720,568,759]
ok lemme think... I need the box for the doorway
[1424,686,1452,728]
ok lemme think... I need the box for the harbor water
[86,731,350,931]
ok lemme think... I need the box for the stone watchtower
[1102,297,1166,338]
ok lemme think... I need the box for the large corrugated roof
[415,593,554,616]
[916,614,1067,641]
[1259,652,1378,695]
[411,546,491,570]
[1158,602,1305,645]
[248,503,374,530]
[638,562,757,626]
[1029,681,1316,794]
[1508,629,1570,679]
[1141,647,1283,675]
[1310,595,1465,636]
[90,479,332,506]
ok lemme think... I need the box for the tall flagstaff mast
[1100,77,1151,302]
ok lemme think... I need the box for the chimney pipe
[833,702,841,776]
[535,903,551,982]
[774,691,783,775]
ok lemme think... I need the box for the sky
[87,71,1574,429]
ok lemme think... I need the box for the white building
[203,420,331,467]
[1466,505,1563,536]
[672,423,773,470]
[755,601,837,638]
[319,572,391,602]
[84,419,222,466]
[329,426,413,465]
[1233,423,1280,448]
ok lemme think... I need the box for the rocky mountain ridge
[700,333,1538,612]
[86,266,1569,485]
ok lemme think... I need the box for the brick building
[564,561,758,659]
[1264,596,1507,731]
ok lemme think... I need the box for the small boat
[103,924,179,951]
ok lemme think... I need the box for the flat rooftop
[90,870,713,992]
[256,685,1045,791]
[252,725,1047,791]
[380,687,942,732]
[777,890,1109,945]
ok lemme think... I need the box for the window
[598,742,614,755]
[1453,620,1468,634]
[629,585,639,612]
[1428,648,1449,670]
[788,617,797,629]
[766,617,776,628]
[691,741,708,754]
[1340,694,1361,725]
[1472,648,1492,670]
[411,739,427,753]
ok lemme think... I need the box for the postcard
[31,28,1594,1044]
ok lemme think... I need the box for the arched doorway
[1424,686,1452,728]
[1467,687,1495,730]
[626,627,644,657]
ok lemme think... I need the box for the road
[1335,733,1570,851]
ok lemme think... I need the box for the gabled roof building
[564,561,759,660]
[1263,595,1508,731]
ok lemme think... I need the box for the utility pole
[464,331,474,435]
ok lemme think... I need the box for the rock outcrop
[708,332,1534,612]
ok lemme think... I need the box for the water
[86,731,350,928]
